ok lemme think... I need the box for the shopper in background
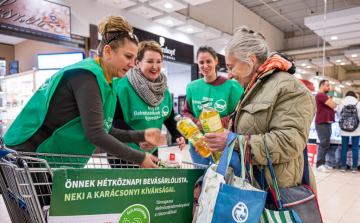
[109,40,185,168]
[3,15,162,169]
[183,45,243,165]
[315,80,336,173]
[204,26,317,193]
[337,91,360,173]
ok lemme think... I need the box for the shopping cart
[0,145,207,223]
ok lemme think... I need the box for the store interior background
[0,0,360,222]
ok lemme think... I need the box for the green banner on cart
[49,168,204,223]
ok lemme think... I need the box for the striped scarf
[127,67,168,107]
[229,53,296,131]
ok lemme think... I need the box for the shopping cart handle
[17,197,29,215]
[0,150,9,159]
[7,189,15,201]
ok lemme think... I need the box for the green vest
[4,58,117,166]
[186,78,243,145]
[116,76,172,153]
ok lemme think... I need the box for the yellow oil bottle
[174,114,211,158]
[199,100,223,163]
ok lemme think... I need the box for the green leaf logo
[118,204,150,223]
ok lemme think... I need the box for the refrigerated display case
[4,69,58,134]
[178,95,186,115]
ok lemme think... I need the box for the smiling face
[136,50,162,83]
[226,53,257,88]
[198,52,218,78]
[104,38,138,79]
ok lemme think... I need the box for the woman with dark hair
[183,45,244,165]
[337,91,360,173]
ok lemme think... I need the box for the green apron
[186,78,244,145]
[4,58,117,167]
[116,76,172,154]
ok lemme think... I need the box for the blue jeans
[341,136,360,168]
[189,146,214,167]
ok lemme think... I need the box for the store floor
[1,145,360,222]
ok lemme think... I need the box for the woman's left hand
[176,137,186,151]
[204,129,230,152]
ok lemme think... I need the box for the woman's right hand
[139,141,155,152]
[144,128,166,146]
[140,153,160,169]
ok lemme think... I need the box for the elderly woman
[205,26,317,193]
[109,40,185,168]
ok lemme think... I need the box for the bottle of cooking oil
[199,100,223,163]
[174,114,211,158]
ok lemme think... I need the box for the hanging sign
[298,78,315,91]
[133,27,194,64]
[327,88,343,98]
[49,168,204,223]
[0,0,71,38]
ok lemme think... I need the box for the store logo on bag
[232,202,249,222]
[162,106,169,117]
[214,99,227,112]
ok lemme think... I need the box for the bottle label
[201,115,222,133]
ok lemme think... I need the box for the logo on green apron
[39,75,55,91]
[214,99,227,112]
[162,106,169,117]
[118,204,150,223]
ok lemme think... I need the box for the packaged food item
[174,114,211,158]
[199,100,224,163]
[159,152,183,168]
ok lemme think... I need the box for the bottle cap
[174,114,181,121]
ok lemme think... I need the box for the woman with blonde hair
[109,40,185,167]
[3,15,161,169]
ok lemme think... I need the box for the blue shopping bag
[211,133,267,223]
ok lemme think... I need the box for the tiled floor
[0,145,359,222]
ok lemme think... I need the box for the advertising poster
[0,0,71,38]
[49,168,204,223]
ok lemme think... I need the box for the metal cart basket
[0,146,207,223]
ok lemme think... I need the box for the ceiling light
[141,11,149,15]
[331,36,338,40]
[113,1,121,4]
[161,68,165,71]
[166,20,173,24]
[346,83,352,86]
[302,71,306,74]
[164,3,173,8]
[301,63,306,66]
[352,54,358,57]
[306,66,311,68]
[298,69,302,72]
[340,62,345,65]
[336,60,341,62]
[339,85,344,88]
[186,28,193,32]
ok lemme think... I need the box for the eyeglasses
[106,31,139,45]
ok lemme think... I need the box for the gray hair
[225,26,270,68]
